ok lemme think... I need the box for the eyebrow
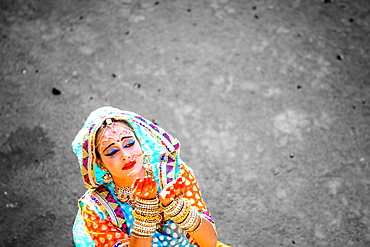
[103,136,134,152]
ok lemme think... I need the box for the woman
[72,106,229,247]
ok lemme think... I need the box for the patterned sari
[72,107,230,247]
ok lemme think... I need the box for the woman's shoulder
[179,160,201,182]
[178,159,195,174]
[78,187,111,219]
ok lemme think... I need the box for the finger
[166,185,175,200]
[160,181,175,199]
[177,177,185,194]
[131,178,140,193]
[146,177,153,192]
[150,177,156,189]
[173,181,180,195]
[149,177,157,193]
[143,177,152,198]
[140,177,148,196]
[135,179,143,196]
[177,177,185,184]
[147,177,157,199]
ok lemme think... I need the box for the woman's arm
[182,165,217,247]
[128,237,152,247]
[159,164,218,247]
[129,177,159,247]
[188,216,217,247]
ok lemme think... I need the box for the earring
[143,154,151,165]
[102,172,113,183]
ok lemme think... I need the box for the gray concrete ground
[1,0,370,246]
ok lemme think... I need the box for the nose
[120,148,135,162]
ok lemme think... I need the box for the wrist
[162,198,201,233]
[131,196,161,238]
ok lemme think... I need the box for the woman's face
[96,122,143,181]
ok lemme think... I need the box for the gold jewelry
[128,155,136,162]
[131,228,155,238]
[131,196,161,238]
[132,223,157,232]
[180,206,197,229]
[102,173,113,183]
[135,197,159,205]
[164,198,184,217]
[172,204,191,223]
[132,210,161,222]
[95,118,134,147]
[114,186,135,203]
[96,118,115,147]
[188,215,203,234]
[143,154,151,164]
[105,118,116,132]
[163,198,200,233]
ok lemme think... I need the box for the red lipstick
[122,161,136,170]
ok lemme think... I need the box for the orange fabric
[179,163,215,246]
[81,204,130,247]
[181,163,208,212]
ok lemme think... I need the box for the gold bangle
[165,198,184,217]
[187,215,203,234]
[132,227,155,235]
[135,208,160,216]
[162,198,180,213]
[132,211,161,222]
[135,197,159,205]
[172,203,191,223]
[179,206,197,230]
[131,228,154,238]
[134,220,158,228]
[135,202,159,208]
[132,223,156,232]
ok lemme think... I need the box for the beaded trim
[114,186,134,204]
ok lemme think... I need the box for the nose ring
[128,155,136,162]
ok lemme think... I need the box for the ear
[96,158,106,170]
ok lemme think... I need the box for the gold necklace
[114,186,135,204]
[114,169,153,204]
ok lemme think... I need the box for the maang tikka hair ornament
[105,118,116,132]
[96,118,116,148]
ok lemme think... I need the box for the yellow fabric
[217,241,232,246]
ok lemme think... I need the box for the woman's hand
[131,176,158,199]
[159,177,186,206]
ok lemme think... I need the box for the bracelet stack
[131,197,161,238]
[163,198,202,234]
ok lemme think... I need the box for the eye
[105,148,119,157]
[124,140,135,148]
